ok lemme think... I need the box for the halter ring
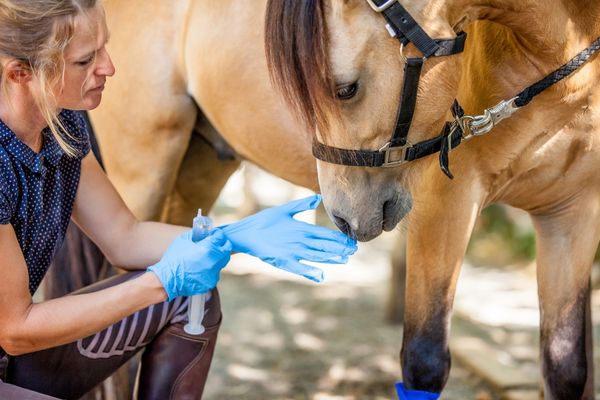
[399,43,407,63]
[399,42,429,62]
[366,0,397,13]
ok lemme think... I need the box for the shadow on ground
[205,271,497,400]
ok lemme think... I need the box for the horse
[264,0,600,399]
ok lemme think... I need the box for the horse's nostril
[382,196,404,232]
[332,215,352,237]
[382,199,393,225]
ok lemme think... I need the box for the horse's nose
[332,214,354,238]
[330,191,409,241]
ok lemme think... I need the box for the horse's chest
[488,127,599,210]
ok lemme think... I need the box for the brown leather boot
[135,289,222,400]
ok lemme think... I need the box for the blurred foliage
[467,204,537,267]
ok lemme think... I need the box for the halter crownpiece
[312,0,600,179]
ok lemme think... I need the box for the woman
[0,1,357,399]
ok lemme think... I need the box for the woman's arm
[0,223,167,356]
[71,153,188,269]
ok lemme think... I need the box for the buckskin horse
[265,0,600,399]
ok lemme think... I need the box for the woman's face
[56,6,115,111]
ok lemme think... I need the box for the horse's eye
[335,82,358,100]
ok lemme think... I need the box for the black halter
[312,0,600,179]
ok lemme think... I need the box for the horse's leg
[400,181,481,393]
[160,114,241,225]
[386,232,406,324]
[531,197,599,400]
[583,280,593,400]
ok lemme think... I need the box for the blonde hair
[0,0,99,156]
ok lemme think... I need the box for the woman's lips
[90,83,105,92]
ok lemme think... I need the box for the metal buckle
[456,116,475,141]
[468,97,519,136]
[379,141,410,167]
[458,97,520,140]
[366,0,397,13]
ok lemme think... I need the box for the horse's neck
[477,0,598,53]
[459,0,600,112]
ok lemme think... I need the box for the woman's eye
[76,57,94,66]
[335,82,359,100]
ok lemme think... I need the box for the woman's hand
[147,229,232,301]
[220,194,357,282]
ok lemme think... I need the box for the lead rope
[515,37,600,107]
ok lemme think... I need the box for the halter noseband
[312,0,600,179]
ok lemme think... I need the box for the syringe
[183,209,213,335]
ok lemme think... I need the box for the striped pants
[2,271,221,399]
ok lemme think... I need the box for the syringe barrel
[192,210,213,242]
[185,209,214,336]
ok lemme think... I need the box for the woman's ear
[3,59,33,84]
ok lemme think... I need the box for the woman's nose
[95,48,115,77]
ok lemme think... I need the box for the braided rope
[515,36,600,107]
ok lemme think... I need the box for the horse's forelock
[265,0,338,136]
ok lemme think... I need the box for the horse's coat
[265,0,600,398]
[92,0,320,227]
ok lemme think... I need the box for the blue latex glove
[395,382,440,400]
[148,229,232,301]
[220,194,357,282]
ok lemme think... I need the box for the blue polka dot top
[0,110,90,294]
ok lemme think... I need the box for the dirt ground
[203,251,498,400]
